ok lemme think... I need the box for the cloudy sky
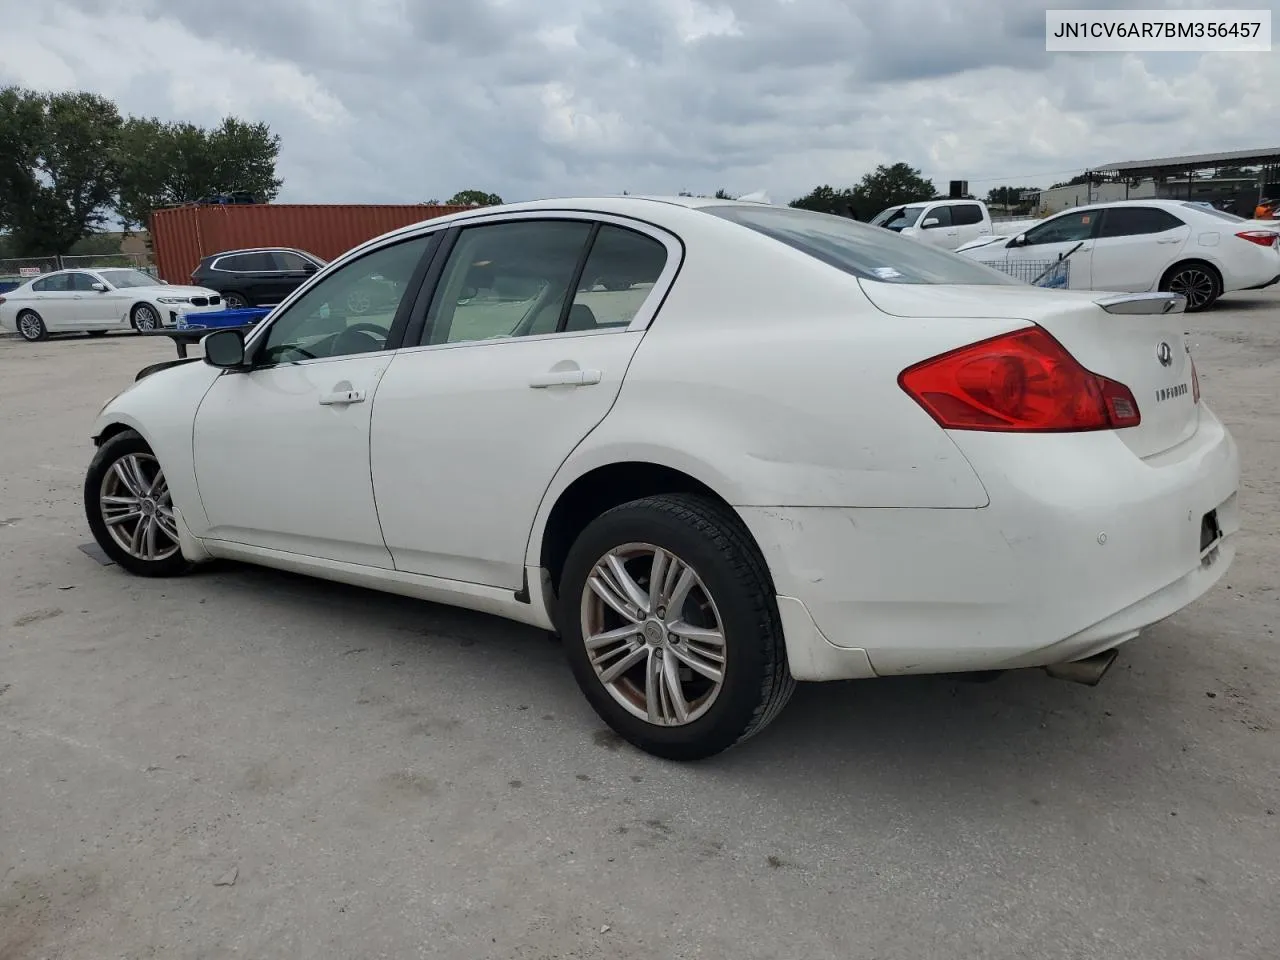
[2,0,1276,204]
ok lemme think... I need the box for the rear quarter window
[950,203,986,226]
[704,205,1021,286]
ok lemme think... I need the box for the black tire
[130,303,161,331]
[1160,261,1221,312]
[84,430,193,578]
[16,310,48,342]
[222,292,249,310]
[558,493,795,761]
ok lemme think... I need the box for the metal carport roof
[1088,148,1280,178]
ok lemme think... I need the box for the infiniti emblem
[1156,341,1173,367]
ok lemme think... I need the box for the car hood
[126,285,220,298]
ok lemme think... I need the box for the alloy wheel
[1168,268,1216,310]
[133,305,159,330]
[98,453,181,562]
[580,542,727,727]
[18,313,43,341]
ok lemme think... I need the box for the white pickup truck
[869,198,995,251]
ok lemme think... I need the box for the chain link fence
[0,253,157,294]
[58,253,157,276]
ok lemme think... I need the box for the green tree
[850,163,936,219]
[115,115,282,230]
[0,87,121,255]
[713,188,734,199]
[447,189,503,207]
[985,185,1039,208]
[789,184,856,214]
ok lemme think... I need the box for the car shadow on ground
[171,557,1214,808]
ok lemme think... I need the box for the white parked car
[0,268,224,341]
[955,200,1280,310]
[82,197,1239,760]
[869,199,994,250]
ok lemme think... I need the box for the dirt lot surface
[2,295,1278,959]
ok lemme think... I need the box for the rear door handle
[529,368,602,388]
[318,388,366,405]
[1156,237,1182,244]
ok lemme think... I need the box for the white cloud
[1,0,1276,204]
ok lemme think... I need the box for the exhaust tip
[1044,648,1119,686]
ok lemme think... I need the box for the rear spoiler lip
[1094,292,1187,315]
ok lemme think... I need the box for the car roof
[1048,198,1216,215]
[204,247,316,258]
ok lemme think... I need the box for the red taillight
[1236,230,1279,248]
[899,326,1141,432]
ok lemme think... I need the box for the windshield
[703,205,1021,286]
[1181,202,1246,223]
[98,269,158,288]
[870,205,927,230]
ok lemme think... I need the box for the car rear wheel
[84,430,192,578]
[558,493,794,761]
[222,292,249,310]
[131,303,160,331]
[1161,261,1221,312]
[16,310,48,342]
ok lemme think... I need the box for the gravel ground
[1,294,1278,960]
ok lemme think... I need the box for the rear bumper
[739,405,1240,680]
[1240,272,1280,291]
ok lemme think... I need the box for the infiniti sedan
[82,196,1239,760]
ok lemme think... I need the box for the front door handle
[319,388,366,405]
[1156,237,1182,244]
[529,368,602,388]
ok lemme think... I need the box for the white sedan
[955,199,1280,310]
[82,196,1239,760]
[0,268,225,341]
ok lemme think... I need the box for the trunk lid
[860,282,1200,459]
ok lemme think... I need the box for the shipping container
[150,203,471,284]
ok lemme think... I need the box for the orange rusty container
[150,203,471,283]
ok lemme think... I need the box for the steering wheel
[330,322,388,355]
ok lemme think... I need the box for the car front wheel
[84,430,192,577]
[559,494,795,761]
[131,303,160,331]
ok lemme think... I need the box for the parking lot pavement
[1,301,1277,960]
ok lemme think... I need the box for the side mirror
[458,286,478,303]
[303,263,318,274]
[1010,234,1027,247]
[921,217,940,228]
[90,282,107,292]
[203,329,246,368]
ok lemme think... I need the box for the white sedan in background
[955,199,1280,310]
[82,197,1238,760]
[0,268,224,341]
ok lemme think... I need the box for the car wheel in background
[558,493,795,761]
[346,289,372,314]
[131,303,160,331]
[16,310,48,342]
[1161,261,1221,312]
[84,430,192,578]
[222,292,249,310]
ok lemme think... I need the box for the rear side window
[273,251,313,270]
[950,203,985,226]
[216,252,274,271]
[704,206,1020,286]
[32,274,69,292]
[1098,207,1185,237]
